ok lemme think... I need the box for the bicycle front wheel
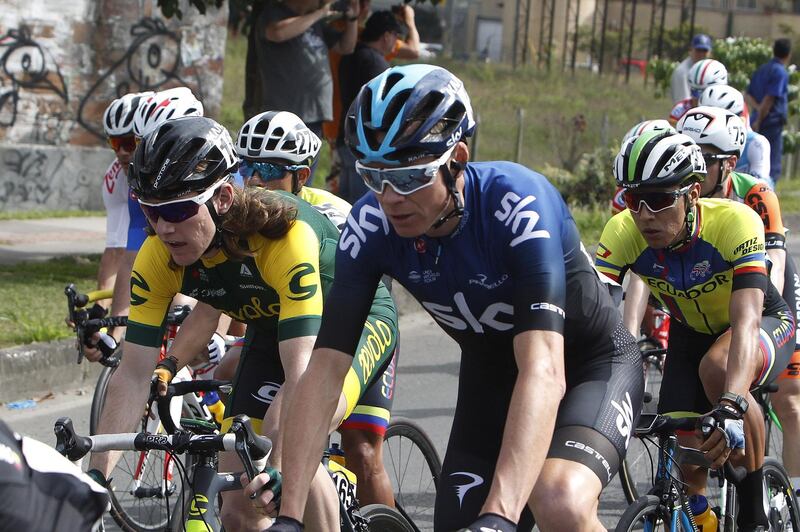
[763,457,800,531]
[383,418,441,532]
[362,503,415,532]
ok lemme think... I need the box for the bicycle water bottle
[688,494,719,531]
[201,391,225,424]
[328,442,346,466]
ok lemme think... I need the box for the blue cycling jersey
[126,189,148,252]
[317,161,622,354]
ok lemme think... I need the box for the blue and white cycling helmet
[345,64,476,166]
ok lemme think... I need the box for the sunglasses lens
[357,166,437,195]
[108,136,136,152]
[141,201,201,223]
[623,191,676,213]
[239,161,255,179]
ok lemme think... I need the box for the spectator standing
[337,10,404,204]
[746,38,792,184]
[670,33,712,104]
[255,0,359,185]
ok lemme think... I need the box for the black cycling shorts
[433,321,643,531]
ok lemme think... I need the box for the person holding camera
[336,10,405,204]
[255,0,360,185]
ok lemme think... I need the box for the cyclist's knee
[341,429,383,475]
[531,464,600,528]
[220,491,264,532]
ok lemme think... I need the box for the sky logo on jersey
[422,293,513,332]
[339,204,390,259]
[450,472,483,508]
[690,260,711,281]
[611,392,634,449]
[494,192,550,247]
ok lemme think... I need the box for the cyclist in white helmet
[231,109,400,521]
[132,86,204,138]
[678,106,800,484]
[699,85,772,187]
[669,59,727,126]
[95,92,153,314]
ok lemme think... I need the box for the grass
[0,210,105,221]
[0,256,100,347]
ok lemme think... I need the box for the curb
[0,286,425,404]
[0,339,103,404]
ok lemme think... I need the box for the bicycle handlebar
[54,414,271,466]
[634,413,747,484]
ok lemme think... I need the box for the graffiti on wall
[0,26,69,128]
[0,147,101,210]
[78,17,204,139]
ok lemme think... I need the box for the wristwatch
[719,392,749,415]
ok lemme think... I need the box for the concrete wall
[0,0,228,212]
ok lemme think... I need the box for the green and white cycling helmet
[133,86,203,138]
[614,130,706,189]
[676,106,746,157]
[688,59,728,94]
[698,85,744,116]
[621,119,676,148]
[236,110,321,165]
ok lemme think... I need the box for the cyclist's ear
[687,181,702,207]
[214,181,236,215]
[296,167,311,188]
[452,141,469,173]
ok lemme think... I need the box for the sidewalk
[0,217,106,264]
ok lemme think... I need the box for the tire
[765,403,784,461]
[362,503,415,532]
[619,344,664,504]
[615,494,688,532]
[383,418,441,532]
[763,457,800,531]
[90,364,191,532]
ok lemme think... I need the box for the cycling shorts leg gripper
[222,327,283,434]
[779,254,800,380]
[547,425,620,487]
[341,311,398,421]
[753,313,795,389]
[339,346,398,436]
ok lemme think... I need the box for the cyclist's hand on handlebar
[242,466,282,517]
[459,513,517,532]
[699,402,745,468]
[266,516,304,531]
[152,355,179,397]
[81,331,117,363]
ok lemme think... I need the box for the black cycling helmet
[129,116,238,200]
[614,130,706,189]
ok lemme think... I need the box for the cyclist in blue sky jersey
[247,64,644,532]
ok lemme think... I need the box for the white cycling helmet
[621,119,676,148]
[698,85,745,116]
[688,59,728,93]
[133,86,203,138]
[676,106,746,157]
[103,92,154,137]
[236,110,322,165]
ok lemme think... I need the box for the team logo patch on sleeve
[130,271,150,306]
[287,262,318,301]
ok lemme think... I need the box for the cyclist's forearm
[623,274,649,337]
[279,348,351,522]
[483,331,564,520]
[108,250,136,340]
[89,342,160,476]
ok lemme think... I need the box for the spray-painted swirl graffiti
[77,17,204,139]
[0,26,69,127]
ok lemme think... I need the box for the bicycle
[55,379,414,532]
[614,412,800,532]
[382,417,442,532]
[66,284,216,531]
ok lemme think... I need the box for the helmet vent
[382,89,413,130]
[382,73,404,99]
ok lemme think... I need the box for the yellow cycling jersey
[596,198,768,335]
[127,192,359,348]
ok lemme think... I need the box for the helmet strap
[666,193,696,251]
[203,198,226,254]
[291,170,301,195]
[430,161,465,231]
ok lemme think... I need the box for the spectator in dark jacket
[746,38,792,183]
[337,10,403,204]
